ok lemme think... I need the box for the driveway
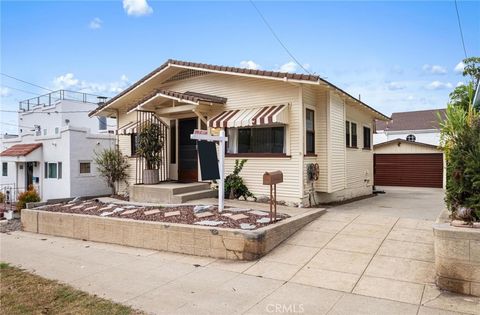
[1,187,478,315]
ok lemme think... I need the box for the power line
[1,73,53,92]
[454,0,468,59]
[249,0,312,75]
[0,85,41,96]
[0,109,92,113]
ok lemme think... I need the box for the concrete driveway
[1,187,479,315]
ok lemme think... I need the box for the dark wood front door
[374,153,443,188]
[26,162,34,188]
[178,118,198,182]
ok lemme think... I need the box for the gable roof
[373,138,440,150]
[376,108,446,132]
[0,143,42,157]
[89,59,389,120]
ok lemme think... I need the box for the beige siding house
[90,60,388,205]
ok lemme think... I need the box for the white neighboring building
[0,90,116,201]
[374,108,446,146]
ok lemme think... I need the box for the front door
[25,162,34,189]
[178,118,198,182]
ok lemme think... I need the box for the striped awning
[208,104,288,128]
[116,121,138,135]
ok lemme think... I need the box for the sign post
[191,129,228,212]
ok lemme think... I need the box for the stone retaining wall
[21,208,325,260]
[433,209,480,296]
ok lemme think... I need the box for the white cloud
[52,73,130,94]
[89,17,102,29]
[422,64,447,74]
[277,61,298,73]
[123,0,153,16]
[425,80,453,90]
[454,61,465,73]
[457,81,465,87]
[386,81,406,90]
[239,60,261,70]
[0,87,11,97]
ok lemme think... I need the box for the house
[373,109,445,188]
[0,90,116,201]
[90,59,389,205]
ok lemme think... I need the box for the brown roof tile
[0,143,42,157]
[376,109,446,131]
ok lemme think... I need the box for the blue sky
[1,0,479,134]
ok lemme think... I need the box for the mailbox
[263,171,283,185]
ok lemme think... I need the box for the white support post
[218,130,225,212]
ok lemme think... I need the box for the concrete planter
[143,169,159,184]
[21,207,325,260]
[433,209,480,296]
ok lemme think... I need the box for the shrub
[94,148,130,195]
[16,185,40,211]
[225,159,256,201]
[440,103,480,221]
[0,191,4,203]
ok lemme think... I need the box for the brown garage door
[374,154,443,188]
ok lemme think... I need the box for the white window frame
[305,105,316,155]
[226,125,287,155]
[362,124,372,150]
[346,119,359,149]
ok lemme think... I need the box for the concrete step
[171,189,217,203]
[170,182,211,195]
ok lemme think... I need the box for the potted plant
[136,122,164,184]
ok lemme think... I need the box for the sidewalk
[1,210,479,314]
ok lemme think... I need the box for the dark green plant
[136,122,164,170]
[440,85,480,221]
[225,159,256,201]
[16,185,40,211]
[94,148,130,195]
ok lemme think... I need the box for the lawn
[0,262,143,315]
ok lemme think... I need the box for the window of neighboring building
[235,126,285,154]
[98,117,107,130]
[406,134,416,142]
[44,162,61,179]
[346,121,351,147]
[130,133,138,156]
[79,162,91,174]
[363,126,371,149]
[58,162,62,179]
[306,109,315,154]
[170,120,176,164]
[43,129,47,136]
[2,162,7,176]
[55,127,59,134]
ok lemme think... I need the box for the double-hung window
[2,162,7,176]
[363,127,371,149]
[306,109,315,154]
[346,121,358,148]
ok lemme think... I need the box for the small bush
[16,185,41,211]
[225,159,256,201]
[0,191,5,203]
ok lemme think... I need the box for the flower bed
[34,200,289,230]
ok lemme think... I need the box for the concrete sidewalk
[2,210,479,314]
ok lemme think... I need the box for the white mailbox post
[190,129,228,212]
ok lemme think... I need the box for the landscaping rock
[228,208,250,213]
[121,209,138,216]
[240,223,256,230]
[113,208,124,213]
[194,220,225,226]
[164,210,180,217]
[195,211,214,218]
[84,206,97,211]
[100,211,113,217]
[71,205,84,210]
[230,214,249,221]
[249,210,269,216]
[256,217,272,224]
[144,209,161,216]
[193,205,213,213]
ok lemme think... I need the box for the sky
[1,0,479,134]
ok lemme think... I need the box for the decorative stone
[194,220,224,226]
[144,209,161,216]
[100,211,113,217]
[71,205,84,210]
[228,208,250,213]
[99,204,115,211]
[257,217,272,224]
[230,214,249,221]
[113,208,124,213]
[221,213,233,217]
[164,210,180,217]
[62,204,75,208]
[121,209,138,216]
[84,206,97,211]
[193,205,213,213]
[249,210,269,216]
[195,211,214,218]
[124,205,137,209]
[240,223,256,230]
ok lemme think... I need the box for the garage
[373,139,444,188]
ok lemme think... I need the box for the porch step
[170,182,211,195]
[171,189,217,204]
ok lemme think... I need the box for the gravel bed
[0,219,22,233]
[36,200,289,230]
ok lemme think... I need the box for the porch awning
[116,121,138,135]
[208,104,288,128]
[0,143,42,162]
